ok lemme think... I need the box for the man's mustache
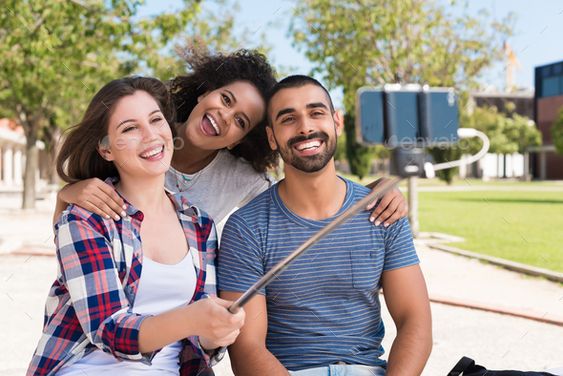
[287,131,329,147]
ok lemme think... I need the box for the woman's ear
[97,136,114,162]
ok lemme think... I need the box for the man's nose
[296,117,315,135]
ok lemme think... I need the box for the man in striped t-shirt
[218,75,432,376]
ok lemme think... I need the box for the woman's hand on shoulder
[366,178,408,227]
[59,178,126,220]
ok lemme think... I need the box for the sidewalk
[1,197,562,375]
[0,195,56,256]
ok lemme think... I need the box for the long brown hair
[57,76,175,183]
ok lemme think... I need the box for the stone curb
[428,295,563,327]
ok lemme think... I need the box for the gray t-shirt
[165,149,274,228]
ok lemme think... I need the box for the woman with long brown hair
[28,77,244,376]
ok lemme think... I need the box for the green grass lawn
[418,190,563,273]
[341,173,563,272]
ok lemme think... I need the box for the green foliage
[0,0,221,207]
[290,0,514,109]
[290,0,514,179]
[427,104,541,184]
[155,0,274,80]
[459,106,541,155]
[344,113,373,180]
[428,146,461,185]
[0,0,207,130]
[335,127,347,161]
[552,108,563,155]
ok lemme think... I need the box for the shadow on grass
[458,198,563,205]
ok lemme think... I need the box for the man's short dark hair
[267,75,335,125]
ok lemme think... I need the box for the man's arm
[219,292,289,376]
[381,264,432,376]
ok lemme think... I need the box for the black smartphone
[356,85,459,147]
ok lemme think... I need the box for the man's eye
[282,116,294,123]
[222,94,232,106]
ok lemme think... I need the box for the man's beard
[278,131,337,173]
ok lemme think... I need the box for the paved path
[1,195,562,375]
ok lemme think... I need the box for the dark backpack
[448,356,557,376]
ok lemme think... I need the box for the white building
[0,118,47,192]
[459,153,525,180]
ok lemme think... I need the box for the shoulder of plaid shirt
[27,180,224,376]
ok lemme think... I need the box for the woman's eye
[122,126,136,133]
[222,94,232,106]
[151,117,163,124]
[235,116,245,128]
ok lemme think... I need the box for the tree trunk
[22,131,38,209]
[46,127,62,185]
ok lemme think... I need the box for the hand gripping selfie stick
[227,127,489,314]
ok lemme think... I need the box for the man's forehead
[269,84,331,112]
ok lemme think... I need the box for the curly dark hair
[169,49,278,173]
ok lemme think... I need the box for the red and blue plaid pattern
[27,179,219,375]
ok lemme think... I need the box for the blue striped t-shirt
[217,177,419,371]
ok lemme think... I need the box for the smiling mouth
[140,145,164,159]
[201,114,220,136]
[294,139,323,152]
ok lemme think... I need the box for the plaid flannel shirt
[27,178,221,376]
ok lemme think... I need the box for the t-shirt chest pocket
[348,245,385,291]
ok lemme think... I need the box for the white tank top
[58,252,197,375]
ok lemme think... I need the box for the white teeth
[206,114,220,135]
[296,140,321,151]
[141,146,163,158]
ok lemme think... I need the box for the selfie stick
[227,176,401,313]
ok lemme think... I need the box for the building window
[541,76,561,97]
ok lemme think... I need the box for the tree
[344,113,372,179]
[454,105,541,181]
[0,1,201,208]
[428,146,462,184]
[551,108,563,155]
[290,0,514,178]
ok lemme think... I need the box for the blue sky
[142,0,563,99]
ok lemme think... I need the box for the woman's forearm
[138,305,195,353]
